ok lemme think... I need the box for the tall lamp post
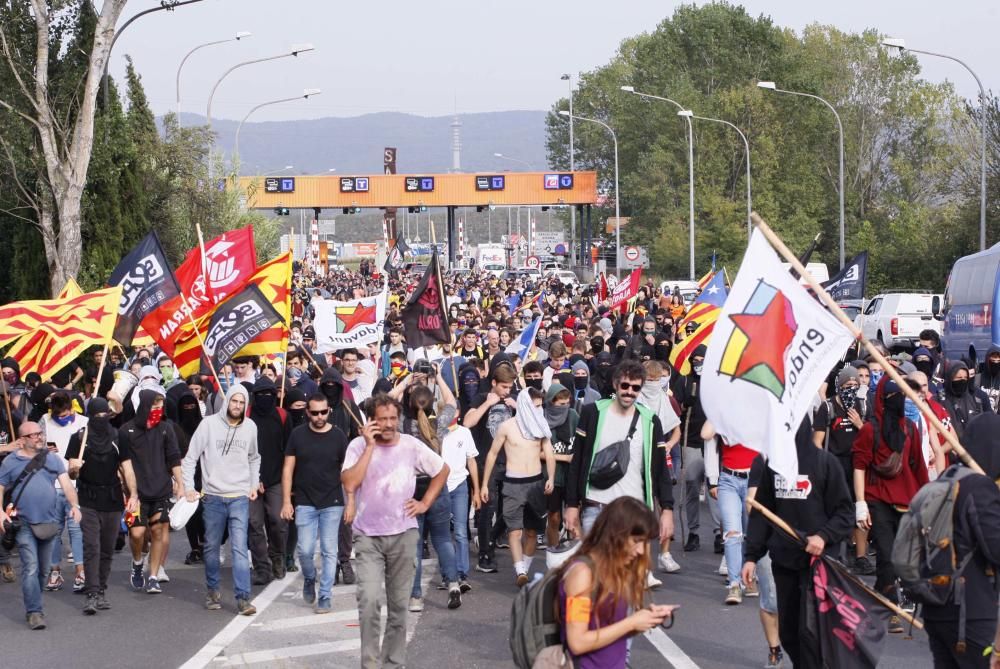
[234,88,321,165]
[621,86,696,279]
[883,38,988,251]
[493,153,535,170]
[176,31,252,117]
[561,73,577,266]
[758,81,845,268]
[559,110,620,279]
[678,110,752,235]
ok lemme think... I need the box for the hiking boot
[205,590,222,610]
[658,552,681,573]
[285,553,299,573]
[96,590,111,610]
[339,560,356,585]
[725,583,743,605]
[45,569,64,591]
[515,572,529,588]
[683,533,700,552]
[476,555,498,573]
[1,563,15,583]
[237,598,257,616]
[252,570,272,586]
[184,549,203,565]
[26,612,45,630]
[315,597,332,614]
[713,532,724,554]
[408,596,424,612]
[145,577,161,594]
[447,583,462,609]
[852,556,876,576]
[272,559,286,581]
[129,562,144,590]
[766,647,784,668]
[459,578,472,594]
[745,580,759,597]
[888,615,904,633]
[303,578,316,604]
[83,593,98,615]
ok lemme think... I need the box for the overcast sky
[109,0,999,122]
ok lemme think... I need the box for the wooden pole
[2,379,16,442]
[179,293,228,394]
[751,213,984,476]
[299,345,326,375]
[748,497,923,630]
[77,342,110,461]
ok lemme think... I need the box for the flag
[401,250,450,347]
[679,271,729,330]
[108,231,181,346]
[669,317,719,375]
[202,284,285,371]
[0,286,122,380]
[806,555,890,668]
[790,232,822,281]
[5,279,82,375]
[171,252,292,377]
[506,317,541,359]
[143,225,257,357]
[609,268,642,313]
[696,269,715,290]
[701,229,853,481]
[823,252,868,304]
[383,231,409,276]
[597,273,608,302]
[313,291,388,352]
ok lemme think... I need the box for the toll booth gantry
[238,171,599,266]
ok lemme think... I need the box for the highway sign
[624,246,640,262]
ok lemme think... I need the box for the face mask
[573,376,589,390]
[288,407,306,423]
[52,413,74,427]
[884,393,904,415]
[838,386,859,409]
[642,380,661,396]
[989,360,1000,377]
[544,404,570,428]
[692,363,703,376]
[660,377,670,390]
[254,394,276,413]
[146,407,163,429]
[904,398,921,423]
[525,378,543,391]
[643,330,655,337]
[951,379,969,395]
[914,359,935,379]
[160,368,174,384]
[870,370,884,387]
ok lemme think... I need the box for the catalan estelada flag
[171,252,292,376]
[669,316,718,376]
[678,271,729,332]
[0,286,123,380]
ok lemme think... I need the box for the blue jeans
[581,503,602,536]
[412,492,458,597]
[17,524,56,615]
[445,482,470,578]
[296,504,344,599]
[718,472,749,587]
[51,489,83,571]
[756,554,777,613]
[202,495,251,600]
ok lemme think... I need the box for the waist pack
[588,411,640,490]
[30,522,60,541]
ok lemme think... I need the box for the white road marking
[216,639,361,666]
[258,609,358,631]
[645,627,701,669]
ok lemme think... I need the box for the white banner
[313,291,388,353]
[701,230,853,481]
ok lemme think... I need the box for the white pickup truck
[855,292,942,349]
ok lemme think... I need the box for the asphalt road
[0,504,937,668]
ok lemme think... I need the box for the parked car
[551,270,579,287]
[855,291,943,350]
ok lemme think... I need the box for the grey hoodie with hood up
[182,384,260,497]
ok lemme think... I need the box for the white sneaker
[408,597,424,613]
[646,572,663,590]
[658,552,681,573]
[156,566,169,583]
[718,556,727,576]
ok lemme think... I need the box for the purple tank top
[558,561,629,669]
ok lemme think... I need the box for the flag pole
[751,213,984,476]
[2,379,16,442]
[299,345,326,376]
[748,497,923,630]
[179,293,228,394]
[77,342,110,461]
[428,224,459,394]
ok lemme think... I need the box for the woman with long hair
[560,497,677,668]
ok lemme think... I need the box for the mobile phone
[47,442,57,452]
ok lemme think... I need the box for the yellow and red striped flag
[171,252,292,376]
[669,314,720,376]
[5,279,83,373]
[0,286,122,379]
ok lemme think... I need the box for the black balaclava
[85,397,115,453]
[283,388,307,427]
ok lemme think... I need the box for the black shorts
[546,485,566,515]
[134,498,173,527]
[501,474,546,533]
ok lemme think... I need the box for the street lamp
[493,152,535,170]
[622,85,696,280]
[678,110,752,235]
[176,32,252,117]
[561,73,577,266]
[758,81,845,268]
[559,110,621,279]
[234,88,321,164]
[882,38,988,251]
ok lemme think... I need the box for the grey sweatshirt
[182,384,260,497]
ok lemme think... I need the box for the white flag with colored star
[701,229,853,480]
[313,289,388,352]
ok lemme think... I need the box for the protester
[248,375,290,584]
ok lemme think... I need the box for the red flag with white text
[609,268,642,313]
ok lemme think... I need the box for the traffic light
[419,205,428,213]
[343,207,361,214]
[274,206,290,216]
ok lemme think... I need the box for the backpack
[510,555,594,669]
[892,464,980,647]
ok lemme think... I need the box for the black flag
[400,250,450,347]
[806,555,890,668]
[203,284,285,371]
[822,252,868,303]
[383,232,410,276]
[108,231,181,346]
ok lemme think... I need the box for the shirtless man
[480,387,556,587]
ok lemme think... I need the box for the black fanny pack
[588,411,640,490]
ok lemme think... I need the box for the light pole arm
[207,53,294,129]
[235,94,316,160]
[177,38,233,114]
[566,113,621,278]
[694,114,751,234]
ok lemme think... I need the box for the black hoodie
[65,398,125,512]
[937,360,986,439]
[119,389,181,501]
[745,418,854,571]
[249,376,291,487]
[320,367,361,440]
[677,344,708,448]
[975,343,1000,412]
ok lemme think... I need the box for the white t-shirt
[586,407,644,506]
[441,425,479,491]
[39,413,88,490]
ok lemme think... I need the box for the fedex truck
[476,244,507,277]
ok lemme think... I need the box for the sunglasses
[618,382,642,393]
[308,409,330,416]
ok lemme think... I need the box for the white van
[856,292,943,350]
[780,262,830,285]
